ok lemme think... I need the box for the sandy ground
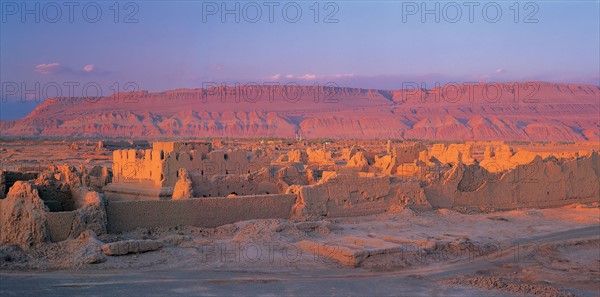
[0,140,112,170]
[2,139,596,172]
[1,204,598,296]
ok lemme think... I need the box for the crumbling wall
[425,152,600,210]
[372,143,427,176]
[346,151,370,172]
[68,190,108,237]
[35,189,107,242]
[478,144,568,173]
[189,165,300,198]
[172,168,194,200]
[33,173,74,211]
[86,166,112,191]
[288,173,429,219]
[1,171,39,197]
[276,163,309,187]
[112,149,162,185]
[278,149,308,163]
[306,147,335,165]
[480,144,519,172]
[429,143,475,165]
[0,178,108,244]
[106,194,297,233]
[0,181,49,249]
[46,212,77,242]
[373,155,396,175]
[390,143,426,163]
[341,145,359,161]
[28,165,110,211]
[111,143,271,189]
[396,162,427,177]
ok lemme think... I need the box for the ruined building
[104,142,271,200]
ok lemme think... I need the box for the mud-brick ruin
[105,141,272,200]
[0,140,598,263]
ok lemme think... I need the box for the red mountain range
[1,82,598,141]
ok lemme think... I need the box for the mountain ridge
[1,82,599,141]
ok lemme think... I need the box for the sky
[1,0,599,119]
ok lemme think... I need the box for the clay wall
[288,173,429,219]
[112,144,271,188]
[106,194,296,233]
[425,152,600,210]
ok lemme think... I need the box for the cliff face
[1,82,598,141]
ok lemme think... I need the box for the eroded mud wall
[106,194,296,233]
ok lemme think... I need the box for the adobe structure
[99,140,600,212]
[104,142,271,200]
[0,139,598,244]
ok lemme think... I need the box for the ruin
[2,1,599,292]
[0,139,598,279]
[102,140,599,225]
[104,141,272,200]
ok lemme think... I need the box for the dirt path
[409,225,600,279]
[2,225,597,296]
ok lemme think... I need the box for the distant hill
[1,82,598,141]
